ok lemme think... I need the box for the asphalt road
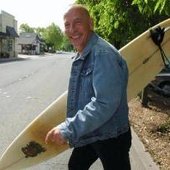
[0,53,159,170]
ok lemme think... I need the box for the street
[0,53,73,169]
[0,53,158,170]
[0,53,102,169]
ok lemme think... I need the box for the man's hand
[45,127,67,145]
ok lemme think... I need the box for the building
[17,32,44,55]
[0,10,18,58]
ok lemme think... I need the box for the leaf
[154,0,166,13]
[114,20,119,29]
[144,0,148,4]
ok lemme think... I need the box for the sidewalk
[0,54,31,63]
[0,54,42,63]
[130,128,159,170]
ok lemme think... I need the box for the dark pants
[68,128,132,170]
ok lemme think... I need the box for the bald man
[45,4,131,170]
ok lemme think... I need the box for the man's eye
[64,23,70,28]
[64,23,70,27]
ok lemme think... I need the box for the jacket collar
[75,32,98,61]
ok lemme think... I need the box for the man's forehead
[64,13,84,22]
[64,6,90,19]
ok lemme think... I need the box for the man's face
[64,8,93,53]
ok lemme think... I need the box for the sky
[0,0,75,30]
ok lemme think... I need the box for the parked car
[141,65,170,107]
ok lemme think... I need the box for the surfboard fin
[150,26,170,68]
[150,26,165,46]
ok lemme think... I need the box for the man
[45,4,131,170]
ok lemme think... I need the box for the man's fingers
[45,127,67,145]
[45,129,54,144]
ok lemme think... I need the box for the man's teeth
[72,35,80,39]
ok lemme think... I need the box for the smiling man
[45,4,131,170]
[63,5,93,53]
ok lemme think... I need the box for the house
[0,10,18,58]
[17,32,44,55]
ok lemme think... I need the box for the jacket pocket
[79,66,94,107]
[81,67,93,77]
[80,66,93,86]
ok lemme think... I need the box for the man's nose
[69,24,76,33]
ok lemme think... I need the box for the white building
[0,10,18,58]
[17,32,44,55]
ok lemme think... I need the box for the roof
[0,26,18,38]
[17,32,42,45]
[0,32,7,38]
[6,26,19,37]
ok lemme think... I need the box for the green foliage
[132,0,170,15]
[76,0,169,48]
[60,35,73,51]
[19,23,35,33]
[42,23,63,51]
[35,27,46,37]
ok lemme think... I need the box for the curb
[0,57,27,63]
[130,128,159,170]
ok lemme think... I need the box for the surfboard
[0,18,170,170]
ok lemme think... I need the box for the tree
[35,27,46,37]
[76,0,169,48]
[61,35,74,51]
[42,23,64,52]
[19,23,35,33]
[132,0,170,15]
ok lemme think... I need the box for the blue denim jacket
[58,32,129,147]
